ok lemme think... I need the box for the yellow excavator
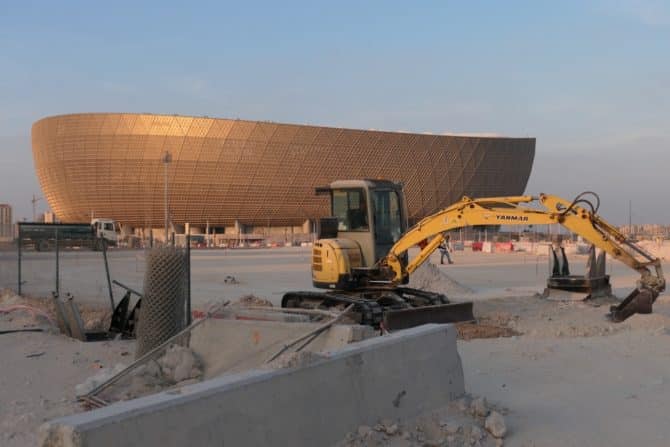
[282,180,665,328]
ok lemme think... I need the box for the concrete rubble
[337,394,508,447]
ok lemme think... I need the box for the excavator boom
[381,192,665,321]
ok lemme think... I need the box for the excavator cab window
[332,189,369,231]
[372,189,403,244]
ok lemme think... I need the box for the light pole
[162,150,172,243]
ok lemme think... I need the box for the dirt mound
[458,310,521,340]
[409,262,473,297]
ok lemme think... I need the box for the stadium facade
[32,113,535,240]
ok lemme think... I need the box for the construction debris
[233,294,273,307]
[337,394,508,447]
[75,364,128,397]
[485,411,507,439]
[155,344,203,383]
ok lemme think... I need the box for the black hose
[561,191,601,215]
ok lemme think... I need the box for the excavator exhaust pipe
[609,288,655,322]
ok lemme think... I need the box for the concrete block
[40,324,464,447]
[190,319,375,377]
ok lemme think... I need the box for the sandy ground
[1,246,670,446]
[0,331,134,446]
[0,245,659,306]
[0,247,316,306]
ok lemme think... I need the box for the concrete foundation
[40,324,463,447]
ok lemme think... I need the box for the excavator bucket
[543,244,612,301]
[382,302,475,331]
[609,288,655,322]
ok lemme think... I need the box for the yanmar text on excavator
[281,179,665,329]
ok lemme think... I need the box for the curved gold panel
[31,113,535,227]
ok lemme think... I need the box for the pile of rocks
[338,395,507,447]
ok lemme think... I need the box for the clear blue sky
[1,0,668,223]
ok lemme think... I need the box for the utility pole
[162,150,172,243]
[31,194,42,222]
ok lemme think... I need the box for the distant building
[41,211,58,223]
[619,224,669,239]
[0,204,12,241]
[32,113,535,240]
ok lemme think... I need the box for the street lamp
[161,150,172,243]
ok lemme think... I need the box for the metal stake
[55,227,59,297]
[186,231,191,326]
[102,239,115,312]
[162,150,172,244]
[17,230,22,295]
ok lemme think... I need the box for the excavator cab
[313,180,409,289]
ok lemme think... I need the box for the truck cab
[91,218,118,247]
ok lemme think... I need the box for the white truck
[91,218,118,248]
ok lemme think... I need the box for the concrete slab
[40,324,464,447]
[189,318,376,377]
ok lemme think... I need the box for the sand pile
[337,395,507,447]
[409,262,473,297]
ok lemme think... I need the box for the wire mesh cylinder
[136,247,187,358]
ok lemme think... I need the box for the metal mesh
[136,247,187,358]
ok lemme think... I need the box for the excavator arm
[380,192,665,321]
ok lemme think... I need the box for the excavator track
[281,291,384,327]
[281,288,474,330]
